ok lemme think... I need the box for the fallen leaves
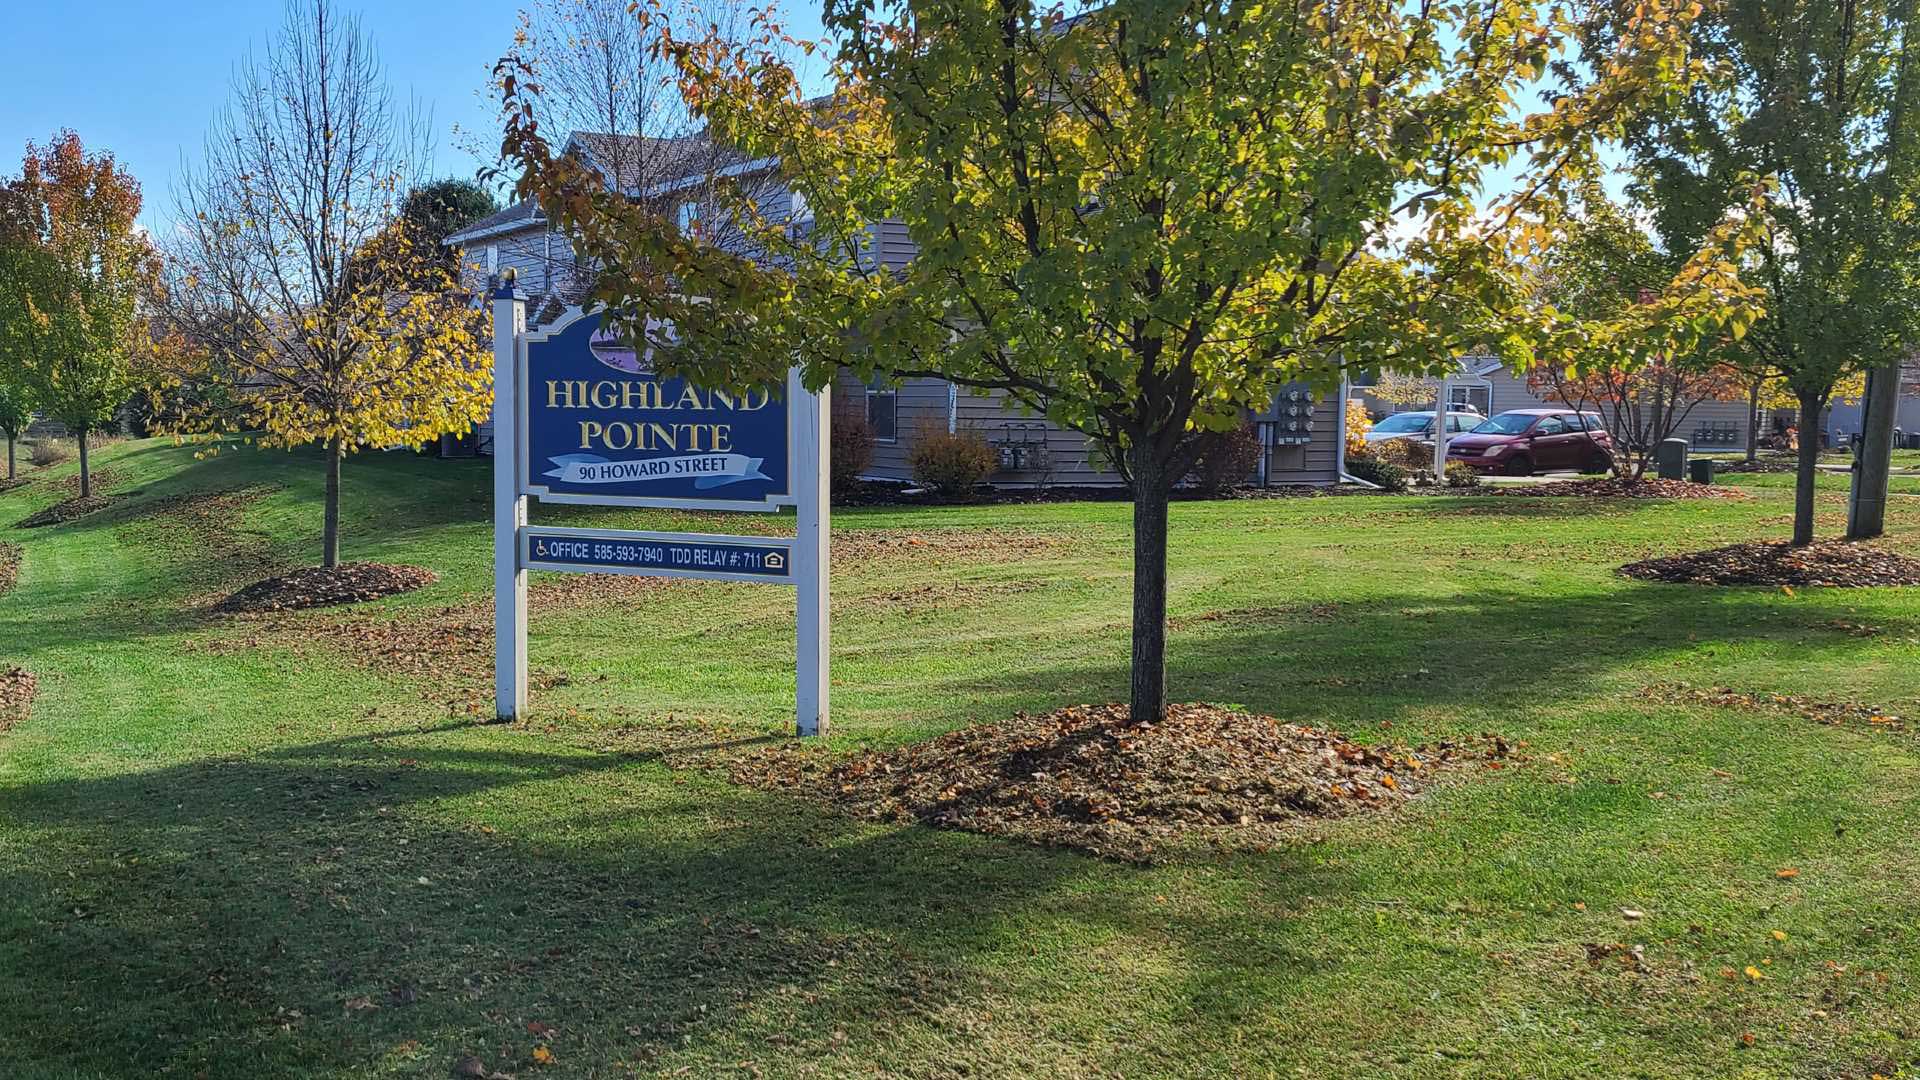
[1639,684,1910,735]
[0,666,36,731]
[1618,541,1920,588]
[0,541,17,598]
[1477,478,1747,500]
[214,563,439,614]
[15,494,118,529]
[724,702,1521,861]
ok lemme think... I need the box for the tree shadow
[0,722,1291,1076]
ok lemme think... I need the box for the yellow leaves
[1775,867,1800,880]
[530,1046,554,1065]
[1770,929,1788,942]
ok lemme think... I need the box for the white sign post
[492,292,830,736]
[494,288,529,721]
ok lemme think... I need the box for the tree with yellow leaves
[500,0,1761,721]
[156,0,491,568]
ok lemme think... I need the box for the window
[789,190,813,224]
[1533,417,1568,436]
[1447,413,1480,433]
[1372,413,1432,435]
[866,380,898,442]
[676,200,701,236]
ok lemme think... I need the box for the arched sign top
[518,306,798,512]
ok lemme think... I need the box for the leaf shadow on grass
[0,719,1364,1078]
[911,580,1920,738]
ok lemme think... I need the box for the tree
[1528,184,1755,478]
[499,0,1745,722]
[400,179,499,263]
[0,377,30,481]
[0,131,157,498]
[1587,0,1920,544]
[158,0,492,569]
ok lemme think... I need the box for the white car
[1364,410,1484,444]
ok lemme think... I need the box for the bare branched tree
[474,0,794,291]
[161,0,492,569]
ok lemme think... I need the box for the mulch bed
[0,542,17,598]
[54,467,122,497]
[0,667,36,732]
[725,702,1519,861]
[1619,541,1920,587]
[15,495,118,528]
[1640,683,1909,734]
[1477,478,1746,500]
[1714,459,1797,475]
[213,562,439,614]
[0,478,32,495]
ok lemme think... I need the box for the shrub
[1374,437,1432,471]
[1345,453,1408,493]
[830,407,876,492]
[1443,460,1482,488]
[28,440,71,468]
[909,423,998,499]
[1344,399,1373,458]
[1187,421,1263,492]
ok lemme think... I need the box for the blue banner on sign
[525,530,793,580]
[522,311,790,507]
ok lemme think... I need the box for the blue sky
[0,1,821,234]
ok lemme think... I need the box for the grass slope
[2,439,1919,1079]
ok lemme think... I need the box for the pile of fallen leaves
[1479,478,1745,499]
[1619,541,1920,587]
[0,478,32,495]
[0,542,17,598]
[15,495,116,528]
[0,666,35,731]
[1641,683,1909,733]
[214,563,438,613]
[726,702,1518,861]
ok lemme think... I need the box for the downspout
[947,381,958,434]
[1335,375,1382,489]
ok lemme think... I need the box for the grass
[3,439,1920,1079]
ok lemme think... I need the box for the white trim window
[676,200,702,237]
[790,189,813,224]
[866,379,898,442]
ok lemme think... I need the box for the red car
[1445,409,1614,475]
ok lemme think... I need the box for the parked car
[1363,409,1484,445]
[1446,409,1614,475]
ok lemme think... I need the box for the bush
[830,407,876,492]
[1345,453,1408,493]
[1374,437,1432,471]
[28,440,71,468]
[1443,460,1482,488]
[1344,399,1373,459]
[1187,422,1263,492]
[909,423,998,499]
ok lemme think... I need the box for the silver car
[1364,409,1484,444]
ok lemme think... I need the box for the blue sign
[520,310,791,510]
[522,527,793,582]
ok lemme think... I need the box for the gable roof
[443,198,545,247]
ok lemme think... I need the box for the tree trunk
[5,435,13,481]
[1127,443,1171,723]
[1791,390,1823,547]
[1846,360,1902,540]
[76,429,90,500]
[322,436,343,569]
[1745,383,1761,464]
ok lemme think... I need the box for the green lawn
[4,439,1920,1079]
